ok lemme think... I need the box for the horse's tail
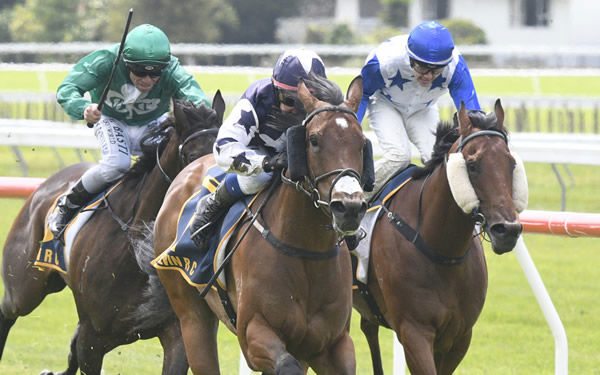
[127,221,177,334]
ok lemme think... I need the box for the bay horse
[153,76,370,374]
[354,100,528,374]
[0,94,225,375]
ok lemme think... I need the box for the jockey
[50,24,209,238]
[358,20,481,200]
[189,48,327,249]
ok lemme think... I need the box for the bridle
[156,127,219,183]
[281,105,363,214]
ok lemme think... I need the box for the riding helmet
[272,49,327,90]
[406,21,454,66]
[123,24,171,66]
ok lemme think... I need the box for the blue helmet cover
[272,49,326,90]
[407,21,455,66]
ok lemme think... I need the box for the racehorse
[153,76,371,374]
[353,100,527,375]
[0,94,225,375]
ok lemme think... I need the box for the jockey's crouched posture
[49,24,209,237]
[189,49,329,250]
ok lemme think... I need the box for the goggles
[126,63,165,78]
[277,89,298,108]
[409,58,445,76]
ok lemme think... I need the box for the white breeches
[366,92,439,197]
[81,114,168,193]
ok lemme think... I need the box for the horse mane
[304,72,344,105]
[411,109,508,180]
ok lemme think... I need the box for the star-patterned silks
[239,109,256,134]
[429,74,446,91]
[390,70,411,90]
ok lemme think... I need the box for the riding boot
[189,182,236,249]
[48,179,95,238]
[344,228,366,251]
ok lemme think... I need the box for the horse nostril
[330,201,345,216]
[490,222,522,238]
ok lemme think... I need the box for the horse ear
[458,101,472,137]
[212,90,226,125]
[345,75,363,113]
[298,79,318,114]
[494,98,504,130]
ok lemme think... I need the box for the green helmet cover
[123,24,170,65]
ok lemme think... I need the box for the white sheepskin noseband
[446,151,528,214]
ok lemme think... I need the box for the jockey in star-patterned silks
[359,20,481,200]
[188,48,328,250]
[49,24,209,238]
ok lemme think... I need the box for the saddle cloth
[34,181,124,273]
[152,165,258,290]
[351,165,417,285]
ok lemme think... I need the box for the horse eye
[466,160,480,174]
[309,134,319,147]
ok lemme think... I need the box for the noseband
[281,105,363,212]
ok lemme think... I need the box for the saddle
[152,166,258,289]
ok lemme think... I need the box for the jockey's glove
[262,152,288,173]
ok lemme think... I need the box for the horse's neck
[418,164,475,256]
[264,184,337,248]
[132,141,180,223]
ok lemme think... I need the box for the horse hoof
[274,353,303,375]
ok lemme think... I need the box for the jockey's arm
[213,99,266,176]
[448,55,481,111]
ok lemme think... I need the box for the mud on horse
[0,94,225,375]
[153,76,374,374]
[354,100,528,375]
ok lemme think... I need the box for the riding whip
[87,8,134,128]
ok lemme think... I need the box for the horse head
[288,75,369,235]
[448,99,527,254]
[172,92,225,166]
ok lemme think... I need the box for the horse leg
[243,317,302,375]
[157,319,189,375]
[39,323,80,375]
[308,331,356,375]
[71,322,109,375]
[436,331,472,375]
[158,270,219,374]
[0,309,16,360]
[398,323,437,375]
[360,317,384,375]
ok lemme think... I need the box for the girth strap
[355,281,391,329]
[216,284,237,328]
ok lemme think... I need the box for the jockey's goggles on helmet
[126,62,165,78]
[409,58,445,76]
[277,89,298,108]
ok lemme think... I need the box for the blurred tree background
[0,0,485,46]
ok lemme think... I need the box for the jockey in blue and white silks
[189,49,328,249]
[358,21,480,199]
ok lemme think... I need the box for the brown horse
[153,76,370,374]
[354,101,527,374]
[0,95,225,375]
